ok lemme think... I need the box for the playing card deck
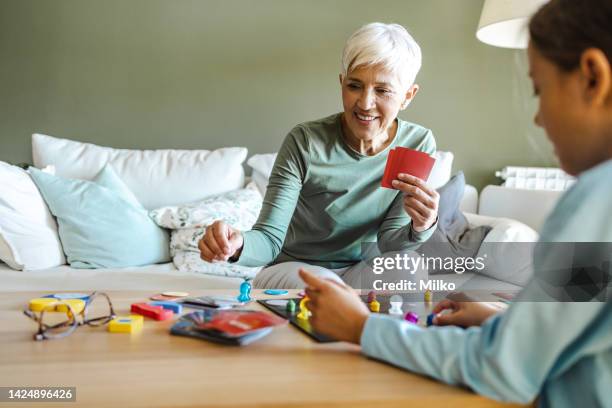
[170,310,286,346]
[381,147,436,188]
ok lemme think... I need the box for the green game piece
[286,299,296,314]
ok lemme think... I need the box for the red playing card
[394,147,436,181]
[381,148,397,188]
[381,147,436,189]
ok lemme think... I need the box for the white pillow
[428,151,454,189]
[0,162,66,270]
[0,235,18,270]
[150,189,263,279]
[247,153,277,196]
[246,150,454,195]
[472,215,539,287]
[32,133,248,210]
[150,188,262,230]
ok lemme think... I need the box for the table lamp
[476,0,549,49]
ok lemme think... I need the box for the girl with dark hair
[299,0,612,406]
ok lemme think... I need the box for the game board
[258,293,433,343]
[258,298,334,342]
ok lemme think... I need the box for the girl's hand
[392,174,439,232]
[299,269,370,344]
[432,296,507,328]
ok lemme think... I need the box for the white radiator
[495,166,575,191]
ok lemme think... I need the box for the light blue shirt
[361,159,612,406]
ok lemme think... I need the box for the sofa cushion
[32,133,248,210]
[0,162,66,270]
[419,172,491,273]
[0,261,244,291]
[478,185,563,232]
[29,165,170,269]
[428,151,454,189]
[466,213,539,286]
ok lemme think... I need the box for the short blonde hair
[341,22,422,87]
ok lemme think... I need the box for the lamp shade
[477,0,549,49]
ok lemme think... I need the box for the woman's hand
[299,269,370,344]
[432,296,507,328]
[198,220,244,262]
[392,173,439,232]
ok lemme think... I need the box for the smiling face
[528,42,612,175]
[340,64,417,151]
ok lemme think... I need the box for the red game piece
[131,303,174,321]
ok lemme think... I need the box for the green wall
[0,0,555,189]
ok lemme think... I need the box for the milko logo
[372,279,456,291]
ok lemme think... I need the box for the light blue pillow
[29,165,170,268]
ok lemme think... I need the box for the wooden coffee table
[0,290,524,407]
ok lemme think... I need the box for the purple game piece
[367,291,376,303]
[404,311,419,324]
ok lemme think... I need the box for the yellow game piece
[296,297,310,320]
[369,299,380,313]
[29,298,59,312]
[108,315,144,333]
[55,299,86,315]
[28,298,86,315]
[424,290,433,303]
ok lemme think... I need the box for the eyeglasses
[23,292,116,341]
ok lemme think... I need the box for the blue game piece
[263,289,288,296]
[237,279,252,302]
[150,301,183,314]
[426,313,435,327]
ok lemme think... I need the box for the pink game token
[150,294,180,301]
[404,311,419,324]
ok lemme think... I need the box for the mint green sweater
[236,113,437,268]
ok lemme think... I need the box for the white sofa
[0,184,553,292]
[0,136,560,293]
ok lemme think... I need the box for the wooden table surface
[0,290,524,408]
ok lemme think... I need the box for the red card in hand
[381,148,397,188]
[381,147,435,189]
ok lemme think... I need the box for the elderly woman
[199,22,439,288]
[299,0,612,406]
